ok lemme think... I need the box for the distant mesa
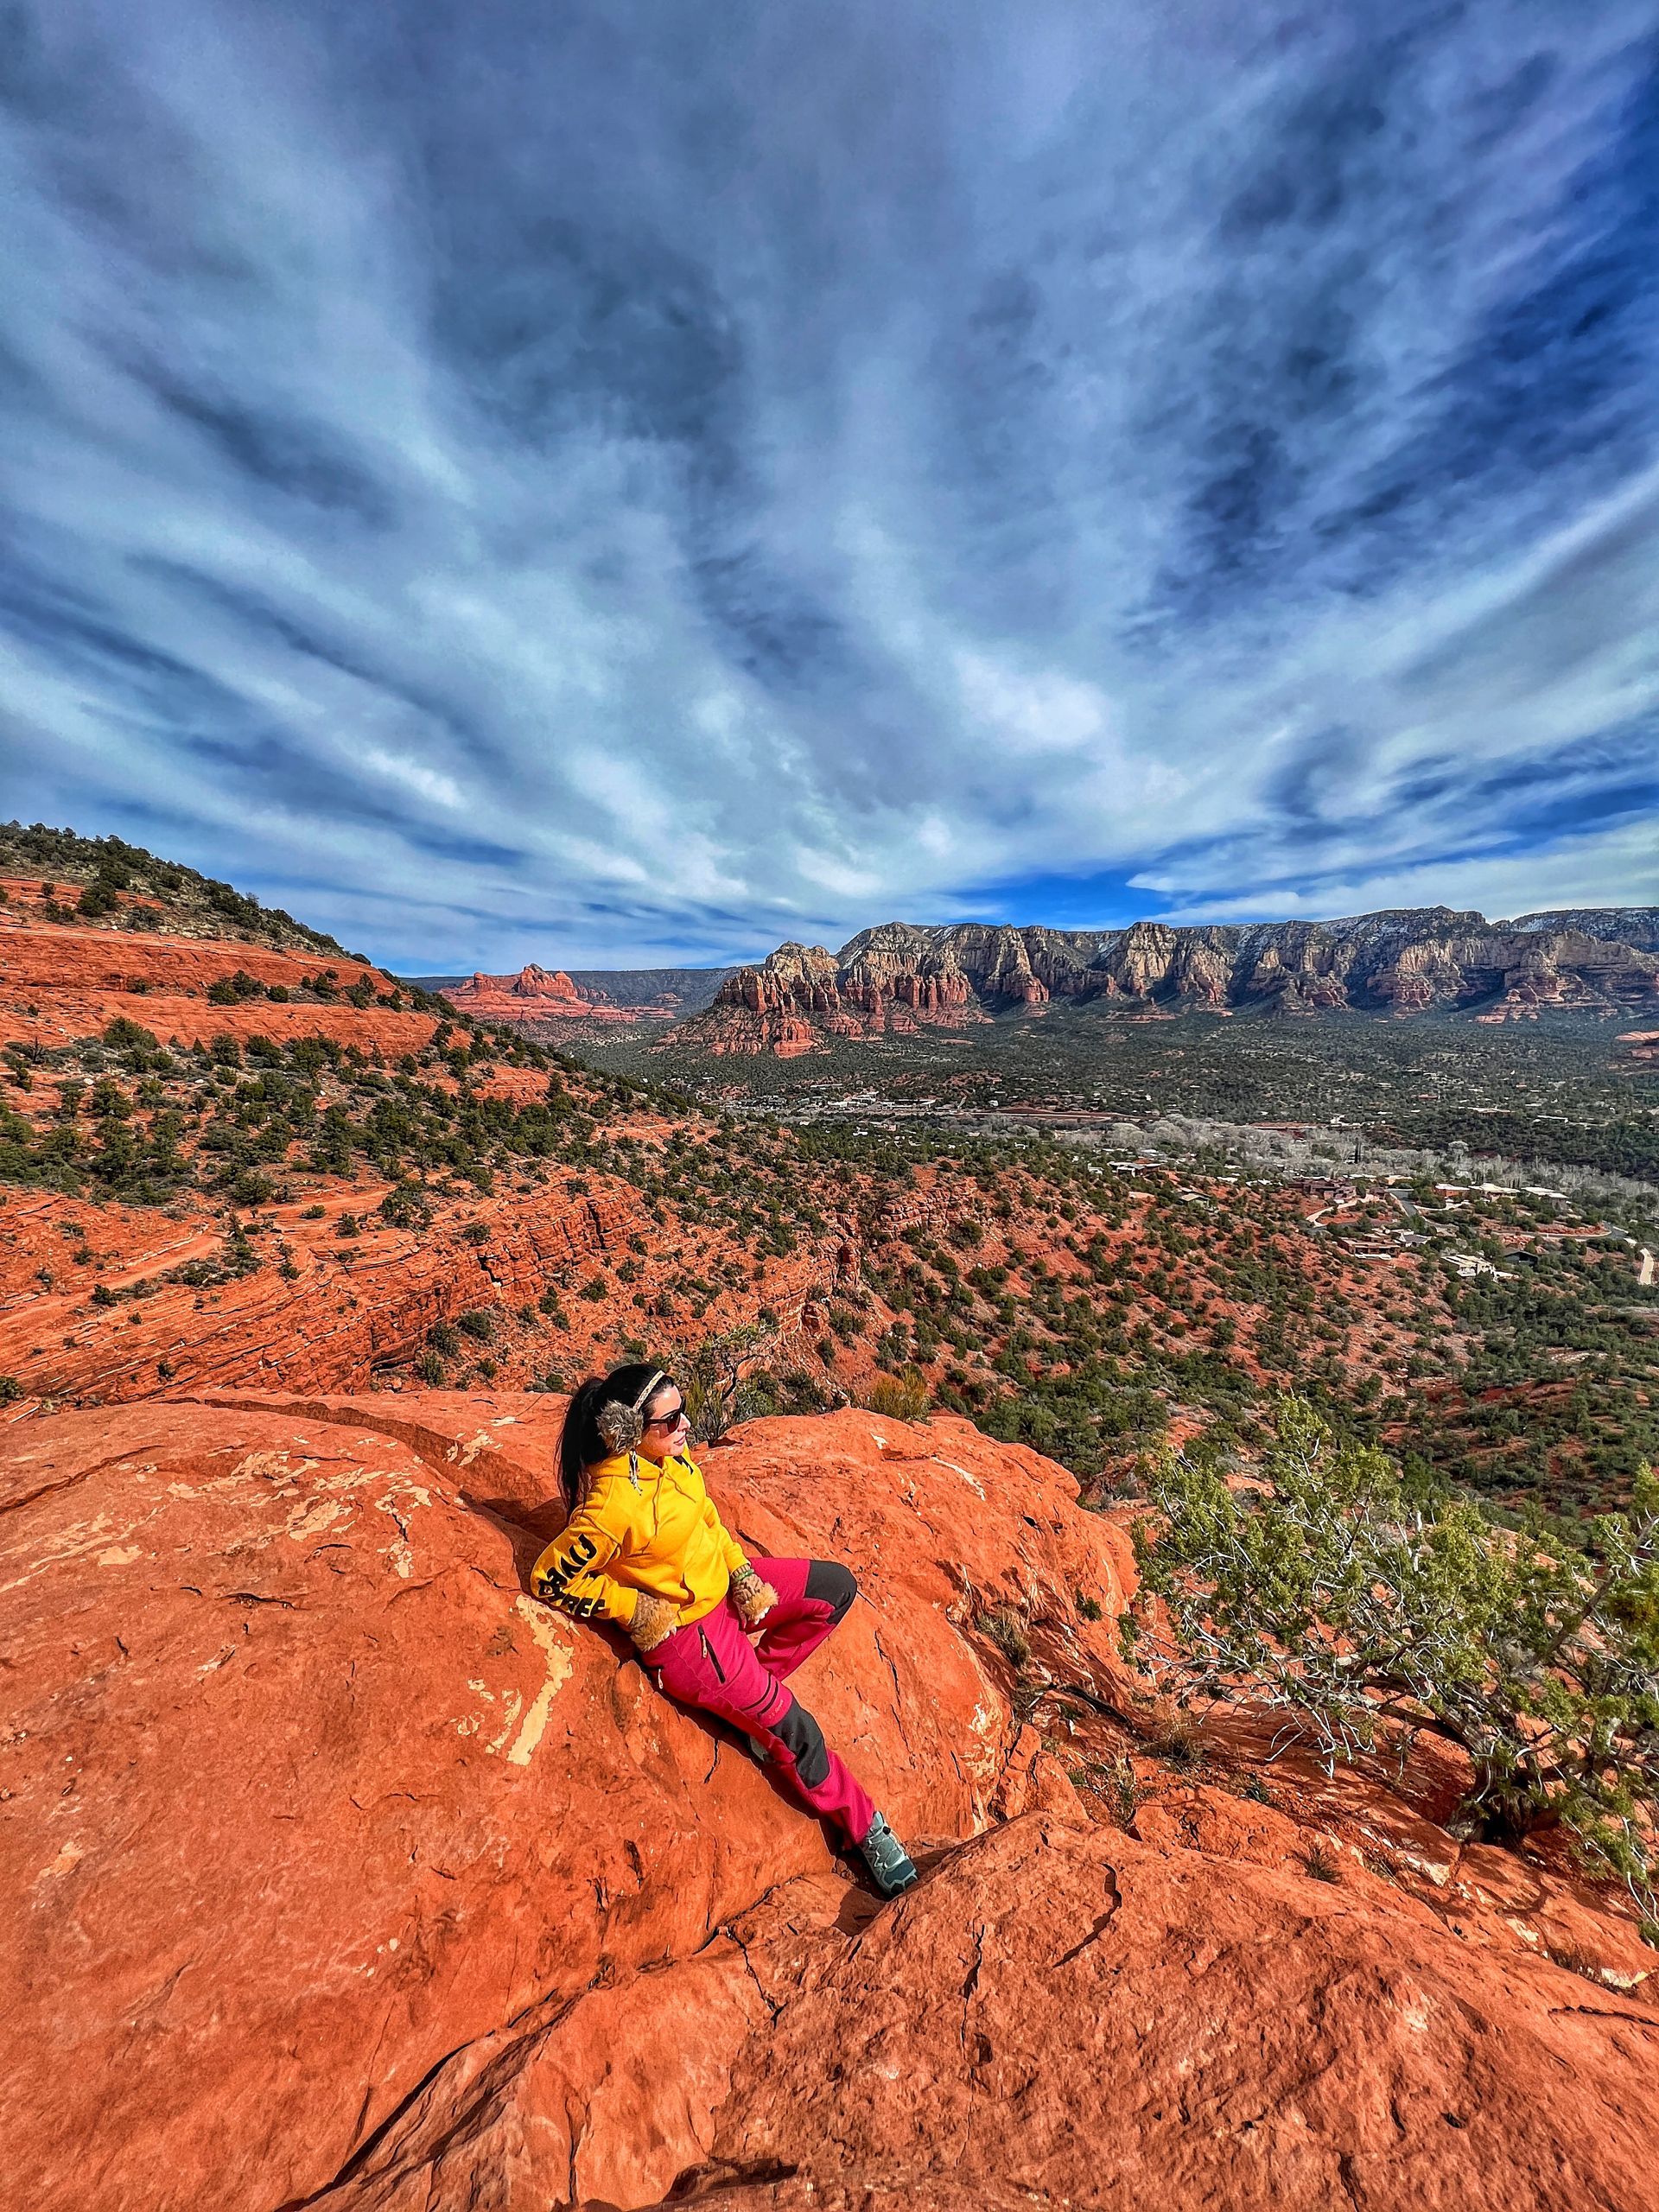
[675,907,1659,1056]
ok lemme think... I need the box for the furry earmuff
[595,1368,666,1454]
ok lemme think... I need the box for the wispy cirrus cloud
[2,0,1656,968]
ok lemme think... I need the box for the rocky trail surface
[6,1393,1655,2212]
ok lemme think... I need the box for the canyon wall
[682,908,1659,1052]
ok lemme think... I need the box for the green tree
[667,1321,772,1443]
[1124,1396,1659,1926]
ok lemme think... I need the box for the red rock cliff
[677,909,1659,1053]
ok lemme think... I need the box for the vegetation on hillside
[4,836,1659,1940]
[2,830,1654,1520]
[1128,1398,1659,1929]
[0,821,351,957]
[4,996,1656,1512]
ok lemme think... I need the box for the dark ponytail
[558,1360,671,1510]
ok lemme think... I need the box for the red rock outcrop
[0,1179,645,1407]
[0,903,435,1057]
[676,909,1659,1052]
[682,1805,1656,2212]
[5,1391,1655,2212]
[442,967,674,1025]
[1,1395,1131,2211]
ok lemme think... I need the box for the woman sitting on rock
[531,1360,918,1899]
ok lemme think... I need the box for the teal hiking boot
[859,1811,918,1898]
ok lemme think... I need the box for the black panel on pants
[804,1559,857,1625]
[772,1698,831,1789]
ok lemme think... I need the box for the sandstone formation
[700,938,979,1054]
[680,908,1659,1052]
[442,966,676,1026]
[5,1390,1655,2212]
[0,880,855,1418]
[0,883,435,1058]
[0,1179,644,1408]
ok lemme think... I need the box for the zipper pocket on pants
[697,1626,727,1683]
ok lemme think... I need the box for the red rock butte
[680,911,1659,1054]
[444,965,677,1023]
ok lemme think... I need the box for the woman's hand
[729,1564,779,1628]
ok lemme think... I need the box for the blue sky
[3,1,1657,969]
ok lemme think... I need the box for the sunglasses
[646,1398,688,1427]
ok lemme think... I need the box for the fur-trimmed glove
[729,1563,779,1627]
[628,1591,682,1656]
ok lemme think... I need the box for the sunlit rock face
[5,1393,1655,2212]
[683,907,1659,1052]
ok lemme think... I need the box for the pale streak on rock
[506,1594,574,1766]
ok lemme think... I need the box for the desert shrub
[1126,1395,1659,1924]
[1140,1698,1209,1769]
[414,1351,445,1385]
[379,1180,433,1231]
[455,1308,494,1342]
[228,1168,275,1208]
[863,1369,930,1422]
[777,1368,832,1414]
[102,1016,158,1052]
[976,1604,1032,1670]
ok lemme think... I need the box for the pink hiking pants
[644,1554,877,1849]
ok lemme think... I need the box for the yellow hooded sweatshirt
[529,1450,750,1631]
